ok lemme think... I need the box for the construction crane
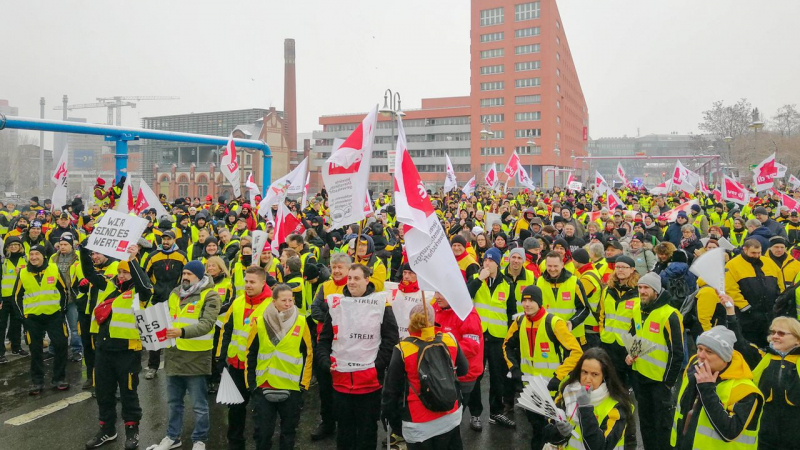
[54,95,179,125]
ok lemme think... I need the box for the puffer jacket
[659,262,697,296]
[627,247,655,276]
[434,304,484,383]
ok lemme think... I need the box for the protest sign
[132,300,175,351]
[85,210,148,261]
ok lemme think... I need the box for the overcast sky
[2,0,799,148]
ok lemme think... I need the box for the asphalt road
[0,346,555,450]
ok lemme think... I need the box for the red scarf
[399,280,420,293]
[333,276,347,287]
[455,251,469,262]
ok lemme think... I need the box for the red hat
[205,195,212,201]
[96,177,105,186]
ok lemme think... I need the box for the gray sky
[2,0,799,148]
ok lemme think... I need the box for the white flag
[517,165,536,191]
[462,176,476,197]
[250,230,269,266]
[721,176,750,205]
[690,247,726,293]
[321,106,377,229]
[752,153,787,192]
[51,145,69,212]
[616,162,630,188]
[650,181,671,195]
[134,179,170,220]
[245,172,260,206]
[443,153,458,193]
[671,160,698,194]
[485,163,498,189]
[394,118,472,321]
[300,172,311,210]
[789,174,800,190]
[115,176,133,213]
[220,139,242,198]
[258,157,308,218]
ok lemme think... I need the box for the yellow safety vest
[537,275,583,338]
[89,289,140,340]
[692,214,704,232]
[580,269,603,329]
[225,294,271,363]
[600,290,641,345]
[566,396,625,450]
[518,313,563,381]
[169,289,215,351]
[510,268,536,314]
[254,313,306,390]
[730,231,748,248]
[473,280,511,338]
[632,305,678,381]
[2,257,26,297]
[671,376,761,449]
[232,263,246,295]
[19,264,62,316]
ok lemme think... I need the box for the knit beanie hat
[638,272,662,293]
[184,260,205,280]
[615,255,635,268]
[509,248,525,260]
[484,248,502,267]
[523,237,540,250]
[520,285,543,307]
[572,248,590,264]
[450,235,467,247]
[697,326,737,363]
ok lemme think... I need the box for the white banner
[251,230,269,266]
[220,139,242,198]
[689,247,726,293]
[258,157,308,218]
[86,210,148,261]
[443,153,458,193]
[133,300,176,351]
[245,172,260,206]
[51,145,69,212]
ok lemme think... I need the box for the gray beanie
[523,237,540,250]
[696,326,737,363]
[509,248,525,259]
[638,272,662,293]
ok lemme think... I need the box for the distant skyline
[2,0,799,149]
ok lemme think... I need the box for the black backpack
[774,279,800,317]
[407,334,459,412]
[666,277,691,309]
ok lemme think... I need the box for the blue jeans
[65,302,82,355]
[167,375,210,443]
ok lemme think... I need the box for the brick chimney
[284,39,297,156]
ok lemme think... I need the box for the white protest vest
[385,285,433,339]
[329,292,385,373]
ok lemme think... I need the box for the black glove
[116,176,126,189]
[511,367,523,383]
[547,376,561,392]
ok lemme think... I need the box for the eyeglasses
[615,265,631,270]
[769,329,791,338]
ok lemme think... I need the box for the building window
[515,95,541,105]
[492,130,505,139]
[557,132,561,141]
[245,154,252,165]
[480,81,505,91]
[370,165,388,173]
[515,112,541,121]
[480,114,505,123]
[514,44,540,55]
[515,61,541,72]
[426,117,470,126]
[480,147,505,156]
[515,26,540,38]
[556,84,561,93]
[556,52,560,61]
[197,184,208,199]
[178,184,188,198]
[480,7,504,27]
[556,68,561,77]
[556,116,561,124]
[515,77,541,88]
[480,97,505,107]
[480,64,504,75]
[515,2,540,21]
[480,48,505,59]
[515,129,541,138]
[482,163,506,171]
[556,20,560,29]
[557,100,561,109]
[516,145,541,155]
[556,36,560,45]
[480,31,504,43]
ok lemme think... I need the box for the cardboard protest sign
[132,300,176,351]
[85,210,148,261]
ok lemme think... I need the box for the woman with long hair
[475,232,490,264]
[546,347,633,450]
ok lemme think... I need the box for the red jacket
[434,304,484,383]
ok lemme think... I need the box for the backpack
[665,276,691,309]
[774,279,800,317]
[407,334,459,412]
[679,287,702,337]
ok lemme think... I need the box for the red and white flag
[300,173,311,210]
[363,192,374,217]
[51,145,69,212]
[517,165,536,191]
[443,153,458,193]
[650,181,670,195]
[115,176,134,213]
[134,179,170,219]
[321,106,377,228]
[698,178,712,195]
[485,163,498,189]
[258,157,308,218]
[662,200,699,222]
[245,172,260,206]
[270,202,305,256]
[220,139,242,198]
[504,151,521,178]
[712,189,722,202]
[752,153,787,191]
[616,163,630,188]
[771,189,800,212]
[606,188,623,211]
[671,160,698,194]
[722,176,750,205]
[789,174,800,190]
[393,116,472,321]
[595,171,608,190]
[462,176,476,197]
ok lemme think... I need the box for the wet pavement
[0,346,643,449]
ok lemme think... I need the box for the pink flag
[752,153,787,191]
[485,163,498,189]
[722,176,750,205]
[394,116,472,320]
[712,189,722,202]
[504,151,521,178]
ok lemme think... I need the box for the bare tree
[698,99,753,140]
[771,104,800,136]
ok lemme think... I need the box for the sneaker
[124,424,139,450]
[70,352,84,362]
[310,421,336,441]
[57,380,70,390]
[144,368,157,380]
[489,413,516,428]
[146,437,181,450]
[207,382,218,395]
[0,355,7,364]
[470,415,483,432]
[12,349,29,357]
[29,384,44,395]
[86,427,118,449]
[191,442,206,450]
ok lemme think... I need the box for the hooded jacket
[143,243,188,304]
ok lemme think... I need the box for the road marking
[5,392,92,426]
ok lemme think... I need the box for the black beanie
[572,248,590,264]
[615,255,635,268]
[450,235,467,247]
[520,285,543,307]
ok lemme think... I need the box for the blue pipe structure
[0,114,273,195]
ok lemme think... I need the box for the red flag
[133,188,149,215]
[712,189,722,202]
[722,176,749,205]
[273,203,305,249]
[485,163,498,188]
[504,152,521,178]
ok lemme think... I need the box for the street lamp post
[380,89,404,193]
[479,119,494,180]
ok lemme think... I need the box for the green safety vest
[473,279,511,338]
[254,312,306,390]
[518,313,563,381]
[537,275,583,338]
[600,290,641,345]
[225,294,270,363]
[632,304,678,381]
[671,375,761,449]
[566,396,625,450]
[2,257,26,297]
[169,289,215,351]
[19,264,61,316]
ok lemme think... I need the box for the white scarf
[563,381,610,417]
